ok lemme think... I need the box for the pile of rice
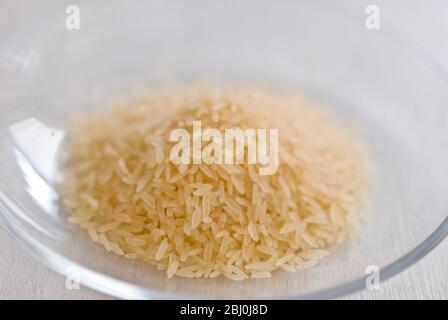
[62,87,370,280]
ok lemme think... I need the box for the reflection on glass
[9,118,65,216]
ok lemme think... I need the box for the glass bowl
[0,0,447,299]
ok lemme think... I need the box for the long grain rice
[62,86,370,280]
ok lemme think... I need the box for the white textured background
[0,0,447,299]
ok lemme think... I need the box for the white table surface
[0,0,447,300]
